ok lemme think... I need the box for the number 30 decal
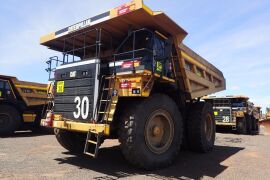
[73,96,89,119]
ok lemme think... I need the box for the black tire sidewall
[54,128,85,153]
[187,102,216,152]
[0,105,21,135]
[136,96,182,164]
[237,117,247,134]
[119,94,183,169]
[201,103,216,151]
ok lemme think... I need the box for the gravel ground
[1,124,270,180]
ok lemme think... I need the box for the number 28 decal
[222,116,230,122]
[73,96,89,119]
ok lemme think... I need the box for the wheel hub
[144,110,174,154]
[152,126,161,136]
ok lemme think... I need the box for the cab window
[0,80,4,89]
[5,82,11,90]
[153,37,165,58]
[0,80,5,98]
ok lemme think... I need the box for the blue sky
[0,0,270,110]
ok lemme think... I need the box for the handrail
[45,56,64,80]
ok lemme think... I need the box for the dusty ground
[1,125,270,180]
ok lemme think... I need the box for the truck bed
[176,44,225,99]
[0,75,47,107]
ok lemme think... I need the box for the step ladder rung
[85,152,96,157]
[84,130,103,158]
[89,131,99,134]
[88,140,98,144]
[98,112,108,114]
[101,100,111,102]
[103,88,113,90]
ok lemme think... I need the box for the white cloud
[230,86,240,91]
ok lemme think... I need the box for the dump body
[0,75,47,125]
[0,75,47,107]
[178,44,225,99]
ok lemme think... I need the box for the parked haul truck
[0,75,47,135]
[40,0,226,169]
[204,96,260,135]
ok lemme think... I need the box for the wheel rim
[205,114,213,141]
[0,113,11,129]
[144,109,174,154]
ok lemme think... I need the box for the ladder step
[103,88,113,90]
[98,112,108,114]
[85,152,96,157]
[88,140,98,144]
[89,131,99,134]
[101,100,111,102]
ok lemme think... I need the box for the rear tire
[54,128,86,153]
[0,105,21,135]
[118,94,183,170]
[251,117,260,135]
[187,102,215,153]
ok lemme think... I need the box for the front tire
[54,128,86,153]
[187,102,216,153]
[118,94,183,170]
[0,105,21,135]
[237,117,247,134]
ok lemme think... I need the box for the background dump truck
[40,0,225,169]
[204,96,260,135]
[0,75,47,135]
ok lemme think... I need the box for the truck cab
[0,79,16,101]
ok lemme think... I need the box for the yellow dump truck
[0,75,47,135]
[40,0,225,169]
[204,95,260,135]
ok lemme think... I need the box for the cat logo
[70,71,77,78]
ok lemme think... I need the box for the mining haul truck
[204,96,260,135]
[0,75,47,135]
[40,0,226,169]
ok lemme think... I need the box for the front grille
[213,107,231,123]
[53,60,99,122]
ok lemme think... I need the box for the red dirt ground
[261,120,270,135]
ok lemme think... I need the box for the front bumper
[216,122,236,126]
[41,119,110,136]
